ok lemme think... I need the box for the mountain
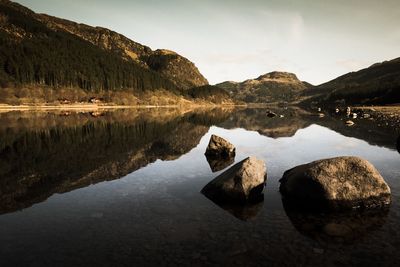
[37,14,208,89]
[0,0,215,105]
[216,71,312,103]
[304,58,400,106]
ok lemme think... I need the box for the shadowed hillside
[0,0,218,105]
[303,58,400,106]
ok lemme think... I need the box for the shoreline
[1,102,399,130]
[354,106,400,131]
[0,103,246,112]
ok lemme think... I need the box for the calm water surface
[0,108,399,266]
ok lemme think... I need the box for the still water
[0,108,399,266]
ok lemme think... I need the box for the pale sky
[16,0,400,85]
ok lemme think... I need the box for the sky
[16,0,400,85]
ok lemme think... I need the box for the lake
[0,107,399,267]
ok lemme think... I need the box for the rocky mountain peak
[153,49,178,56]
[216,71,311,103]
[256,72,299,82]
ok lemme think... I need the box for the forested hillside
[0,1,178,92]
[0,0,222,105]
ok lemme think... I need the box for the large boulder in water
[204,134,235,158]
[279,156,391,210]
[201,157,266,202]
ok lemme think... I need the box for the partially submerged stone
[345,120,354,126]
[363,113,371,119]
[201,157,266,202]
[279,156,391,210]
[266,111,277,118]
[346,106,351,116]
[204,134,235,158]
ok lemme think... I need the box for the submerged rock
[205,155,235,172]
[201,157,266,202]
[204,134,235,158]
[345,120,354,126]
[279,156,391,210]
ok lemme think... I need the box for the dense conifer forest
[0,1,179,94]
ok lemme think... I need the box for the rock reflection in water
[203,192,264,221]
[205,155,235,172]
[1,107,398,216]
[282,198,389,244]
[1,107,399,267]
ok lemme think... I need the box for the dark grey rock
[204,134,235,158]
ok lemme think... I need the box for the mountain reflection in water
[0,107,399,267]
[0,107,398,215]
[0,108,229,214]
